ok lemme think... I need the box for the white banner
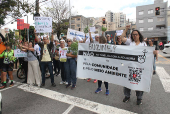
[14,49,27,57]
[34,17,52,33]
[77,43,155,92]
[67,28,98,40]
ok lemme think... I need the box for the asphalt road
[1,51,170,114]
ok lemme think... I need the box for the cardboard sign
[34,17,52,33]
[90,27,96,32]
[116,30,123,36]
[24,23,30,29]
[14,49,27,57]
[17,19,24,30]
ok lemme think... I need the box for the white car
[163,43,170,54]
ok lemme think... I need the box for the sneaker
[52,83,56,87]
[153,71,156,75]
[93,79,97,83]
[60,81,64,85]
[106,89,109,95]
[10,81,14,87]
[0,83,6,89]
[137,99,142,105]
[87,78,91,82]
[40,83,45,87]
[95,88,102,93]
[66,84,71,88]
[6,79,9,83]
[65,82,68,85]
[71,85,76,90]
[123,97,130,103]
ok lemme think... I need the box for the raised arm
[34,30,40,43]
[113,33,117,45]
[89,31,93,43]
[21,45,34,52]
[51,30,54,42]
[121,25,130,43]
[0,33,6,42]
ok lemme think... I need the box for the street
[1,51,170,114]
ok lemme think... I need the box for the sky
[1,0,170,31]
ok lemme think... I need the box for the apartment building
[70,15,93,32]
[136,0,168,42]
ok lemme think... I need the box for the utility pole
[69,0,71,29]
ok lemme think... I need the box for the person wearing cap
[52,36,60,76]
[106,34,114,44]
[0,43,16,88]
[0,33,6,83]
[34,30,56,87]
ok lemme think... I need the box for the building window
[157,17,165,22]
[77,18,80,21]
[148,9,153,14]
[148,18,153,22]
[71,25,75,29]
[148,27,153,31]
[77,24,80,27]
[140,28,144,31]
[139,11,144,15]
[139,19,144,23]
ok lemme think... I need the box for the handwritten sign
[116,30,123,36]
[90,27,96,32]
[34,17,52,33]
[14,49,27,57]
[17,19,24,30]
[24,23,30,29]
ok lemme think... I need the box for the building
[105,11,126,29]
[136,0,168,43]
[167,6,170,42]
[70,15,93,32]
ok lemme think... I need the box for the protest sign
[17,19,24,30]
[34,17,52,33]
[14,49,27,57]
[90,27,96,32]
[67,28,98,40]
[59,47,68,62]
[116,30,123,36]
[77,43,154,92]
[24,23,30,29]
[5,28,9,33]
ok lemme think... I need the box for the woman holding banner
[95,36,109,95]
[121,25,157,105]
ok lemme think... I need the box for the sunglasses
[67,41,71,42]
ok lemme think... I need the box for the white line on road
[0,83,19,92]
[18,84,137,114]
[62,105,75,114]
[156,66,170,93]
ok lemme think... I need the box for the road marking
[18,84,137,114]
[158,54,170,62]
[62,105,75,114]
[0,83,19,92]
[156,61,170,64]
[156,66,170,93]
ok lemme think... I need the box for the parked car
[163,43,170,54]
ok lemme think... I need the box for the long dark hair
[29,41,34,48]
[131,30,144,43]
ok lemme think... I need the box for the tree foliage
[42,0,70,39]
[0,0,34,25]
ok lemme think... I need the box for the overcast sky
[1,0,170,31]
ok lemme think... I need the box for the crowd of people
[0,25,159,105]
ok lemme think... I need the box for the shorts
[0,59,4,69]
[2,64,14,72]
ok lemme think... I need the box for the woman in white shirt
[121,25,156,105]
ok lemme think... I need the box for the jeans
[98,80,108,90]
[23,61,28,82]
[65,58,77,85]
[153,57,156,71]
[40,61,54,84]
[53,59,60,74]
[124,87,144,100]
[60,62,66,82]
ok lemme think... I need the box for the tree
[41,0,70,39]
[0,0,34,26]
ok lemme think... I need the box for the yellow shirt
[41,44,51,61]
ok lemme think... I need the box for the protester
[120,25,157,105]
[34,39,41,61]
[0,33,6,83]
[159,41,163,50]
[52,36,60,76]
[0,43,16,88]
[95,36,109,95]
[57,40,68,85]
[87,31,98,83]
[113,33,125,45]
[21,41,29,83]
[21,41,41,86]
[65,39,77,89]
[34,30,56,87]
[106,34,114,44]
[148,39,158,75]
